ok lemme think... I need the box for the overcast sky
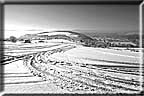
[5,5,139,38]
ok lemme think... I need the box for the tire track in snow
[24,45,141,93]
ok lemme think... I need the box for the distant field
[3,40,72,56]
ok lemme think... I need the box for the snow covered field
[2,40,143,94]
[4,40,75,56]
[4,60,68,93]
[49,46,141,66]
[23,45,142,93]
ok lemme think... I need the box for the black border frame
[0,0,144,96]
[0,1,4,94]
[2,0,144,5]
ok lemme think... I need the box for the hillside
[73,30,140,39]
[19,30,93,43]
[73,30,143,47]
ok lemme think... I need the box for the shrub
[9,36,17,43]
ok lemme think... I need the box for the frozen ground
[3,40,74,93]
[2,40,143,94]
[49,45,141,66]
[4,60,68,93]
[23,45,142,93]
[4,40,75,56]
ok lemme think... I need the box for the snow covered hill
[19,30,93,43]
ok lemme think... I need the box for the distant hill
[18,30,143,47]
[73,30,140,39]
[73,30,144,47]
[19,30,93,42]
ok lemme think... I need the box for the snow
[3,59,68,93]
[3,42,78,93]
[4,40,74,56]
[43,39,75,43]
[3,41,142,93]
[49,46,140,65]
[4,41,58,48]
[37,32,78,37]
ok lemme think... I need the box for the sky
[4,5,139,38]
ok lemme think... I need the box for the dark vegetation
[77,30,142,48]
[10,36,17,43]
[24,39,31,43]
[4,36,17,43]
